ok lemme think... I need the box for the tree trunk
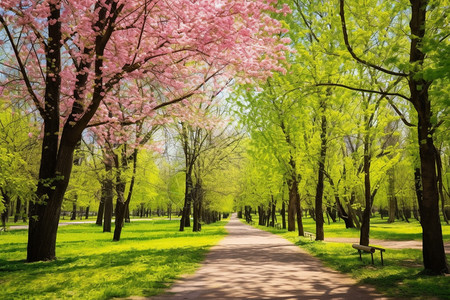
[409,0,448,274]
[281,201,286,229]
[125,203,130,223]
[287,176,297,232]
[193,182,202,232]
[258,205,265,225]
[315,108,327,241]
[1,188,10,229]
[347,193,360,229]
[327,173,355,228]
[435,147,448,225]
[336,196,354,228]
[26,3,64,262]
[96,193,105,226]
[112,148,134,241]
[296,193,304,236]
[271,197,276,227]
[414,167,423,221]
[71,203,77,220]
[103,161,114,233]
[85,206,89,219]
[113,198,126,241]
[388,168,396,223]
[180,170,193,231]
[327,206,337,223]
[359,157,372,246]
[14,197,21,223]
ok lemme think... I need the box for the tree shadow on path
[150,215,391,300]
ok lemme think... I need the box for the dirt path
[151,214,388,300]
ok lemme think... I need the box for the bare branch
[152,67,225,111]
[0,15,45,117]
[385,97,415,127]
[316,82,410,101]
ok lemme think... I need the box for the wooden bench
[304,231,315,241]
[352,244,385,265]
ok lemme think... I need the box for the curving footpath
[151,214,389,300]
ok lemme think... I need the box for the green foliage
[130,149,166,211]
[0,220,227,299]
[0,104,39,214]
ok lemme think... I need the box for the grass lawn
[295,215,450,241]
[249,216,450,299]
[0,219,228,300]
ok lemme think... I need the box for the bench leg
[380,252,384,266]
[371,252,374,265]
[358,250,362,261]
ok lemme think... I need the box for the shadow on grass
[0,246,210,299]
[0,220,229,299]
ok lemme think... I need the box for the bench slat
[352,244,375,253]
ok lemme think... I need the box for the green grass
[249,216,450,299]
[275,214,450,241]
[0,219,228,300]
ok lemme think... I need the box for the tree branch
[339,0,407,77]
[152,67,225,111]
[385,97,415,127]
[0,15,45,117]
[316,83,410,101]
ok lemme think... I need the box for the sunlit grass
[250,217,450,299]
[257,214,450,241]
[0,219,228,300]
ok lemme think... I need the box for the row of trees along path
[151,214,387,300]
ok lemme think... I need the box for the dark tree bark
[103,159,114,233]
[23,200,28,223]
[180,173,193,231]
[96,191,105,226]
[388,168,397,223]
[281,201,286,229]
[79,207,84,220]
[325,172,355,228]
[244,206,252,223]
[14,197,22,223]
[124,203,130,223]
[112,169,126,241]
[71,203,77,220]
[296,192,304,236]
[409,0,448,274]
[85,206,89,219]
[193,181,203,232]
[414,167,423,220]
[1,188,10,229]
[347,193,360,229]
[287,176,297,231]
[271,196,276,227]
[315,100,327,241]
[258,205,265,226]
[113,148,138,241]
[327,206,337,223]
[434,147,448,225]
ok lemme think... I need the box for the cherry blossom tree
[0,0,289,261]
